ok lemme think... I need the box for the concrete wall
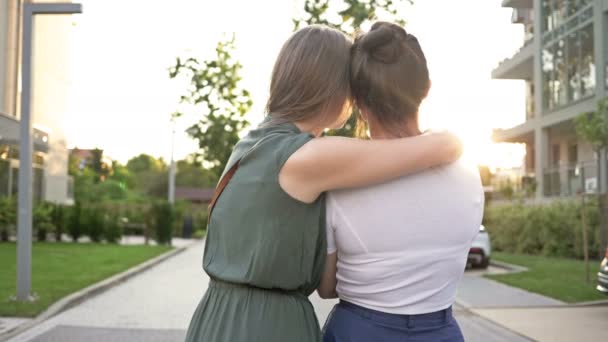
[30,9,75,204]
[0,0,9,114]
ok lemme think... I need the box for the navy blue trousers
[323,301,464,342]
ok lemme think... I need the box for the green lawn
[0,243,172,317]
[486,252,606,303]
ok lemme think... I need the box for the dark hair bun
[359,22,406,64]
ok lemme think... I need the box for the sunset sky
[63,0,527,168]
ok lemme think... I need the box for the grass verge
[0,243,172,317]
[486,252,606,303]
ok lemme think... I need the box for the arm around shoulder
[279,131,462,202]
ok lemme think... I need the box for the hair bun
[359,23,405,64]
[360,26,395,52]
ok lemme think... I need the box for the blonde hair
[265,25,352,126]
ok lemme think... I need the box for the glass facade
[542,0,593,32]
[542,23,595,110]
[0,145,45,201]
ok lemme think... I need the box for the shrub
[67,202,86,242]
[0,197,16,242]
[84,205,105,243]
[484,199,601,259]
[193,229,206,239]
[104,213,122,243]
[51,203,67,242]
[34,202,55,242]
[151,201,173,245]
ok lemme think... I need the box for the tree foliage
[169,35,253,178]
[293,0,412,34]
[575,97,608,255]
[293,0,413,137]
[574,98,608,152]
[176,159,218,188]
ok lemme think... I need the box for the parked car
[597,247,608,294]
[468,225,491,269]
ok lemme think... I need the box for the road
[8,242,531,342]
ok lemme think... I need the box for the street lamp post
[168,117,176,204]
[17,2,82,302]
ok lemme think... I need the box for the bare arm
[280,131,462,203]
[317,252,338,299]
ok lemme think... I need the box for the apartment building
[0,0,75,204]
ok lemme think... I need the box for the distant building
[175,187,215,205]
[0,0,76,204]
[493,0,608,199]
[70,148,112,170]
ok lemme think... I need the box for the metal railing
[543,161,598,197]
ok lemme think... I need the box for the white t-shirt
[326,160,484,315]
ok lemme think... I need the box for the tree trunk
[602,150,608,257]
[581,194,590,283]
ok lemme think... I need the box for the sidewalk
[7,240,206,342]
[472,306,608,342]
[456,265,608,342]
[7,243,530,342]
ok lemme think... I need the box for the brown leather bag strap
[207,162,240,226]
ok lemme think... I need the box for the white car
[468,225,491,269]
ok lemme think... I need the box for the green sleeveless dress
[185,121,327,342]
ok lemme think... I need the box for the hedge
[483,199,602,259]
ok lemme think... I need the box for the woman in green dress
[185,25,462,342]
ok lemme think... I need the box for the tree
[126,154,165,174]
[108,161,136,190]
[293,0,413,137]
[126,154,168,198]
[176,159,218,188]
[575,97,608,254]
[90,148,109,183]
[293,0,411,34]
[169,35,253,179]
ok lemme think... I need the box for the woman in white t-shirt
[318,22,484,342]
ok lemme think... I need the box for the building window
[568,143,578,165]
[542,46,555,110]
[542,23,595,111]
[0,159,8,196]
[579,24,595,97]
[542,0,593,33]
[567,31,581,101]
[552,144,561,167]
[554,38,568,107]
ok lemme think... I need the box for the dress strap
[207,161,239,227]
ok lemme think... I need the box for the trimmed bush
[193,229,206,239]
[33,202,55,242]
[51,203,67,242]
[68,202,86,242]
[104,213,122,243]
[484,199,601,259]
[0,197,16,242]
[84,205,105,243]
[151,201,173,245]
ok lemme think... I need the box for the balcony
[0,111,50,153]
[543,162,598,197]
[502,0,533,9]
[512,8,533,24]
[492,39,534,80]
[493,121,535,144]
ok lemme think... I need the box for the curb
[0,243,191,341]
[455,306,537,342]
[489,260,529,273]
[460,260,608,309]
